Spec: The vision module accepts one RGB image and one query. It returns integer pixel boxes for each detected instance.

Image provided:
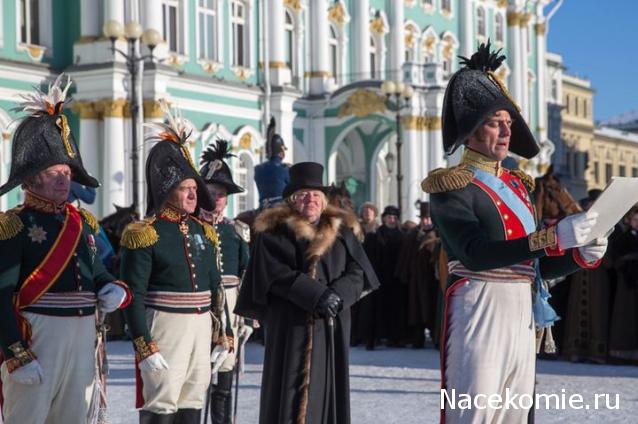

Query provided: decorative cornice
[337,89,387,118]
[71,99,166,120]
[97,98,128,118]
[507,11,522,26]
[401,116,441,131]
[70,101,99,119]
[239,132,252,150]
[535,22,546,35]
[496,0,508,8]
[370,15,387,35]
[199,60,222,74]
[232,67,253,81]
[283,0,301,12]
[305,70,332,78]
[269,61,288,69]
[328,1,347,27]
[520,13,533,26]
[143,100,165,119]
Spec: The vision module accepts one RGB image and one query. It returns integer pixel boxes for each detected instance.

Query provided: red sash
[14,204,83,342]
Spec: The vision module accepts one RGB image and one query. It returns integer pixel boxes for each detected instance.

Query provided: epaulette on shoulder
[79,208,100,234]
[120,217,158,249]
[234,220,250,243]
[192,217,220,247]
[421,164,475,194]
[508,169,536,193]
[0,207,24,240]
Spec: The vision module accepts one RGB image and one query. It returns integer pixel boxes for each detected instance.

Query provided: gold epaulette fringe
[0,209,24,240]
[120,217,158,249]
[421,165,475,193]
[202,221,220,247]
[79,208,100,234]
[509,169,536,193]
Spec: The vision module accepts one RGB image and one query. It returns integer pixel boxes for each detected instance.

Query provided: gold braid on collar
[461,148,503,176]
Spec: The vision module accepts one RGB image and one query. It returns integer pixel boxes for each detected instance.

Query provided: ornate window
[421,27,438,64]
[18,0,39,45]
[441,32,459,78]
[441,0,452,15]
[162,0,185,54]
[197,0,218,61]
[477,6,486,38]
[495,13,504,43]
[284,9,294,70]
[404,23,419,62]
[328,24,339,81]
[235,153,250,213]
[231,0,247,67]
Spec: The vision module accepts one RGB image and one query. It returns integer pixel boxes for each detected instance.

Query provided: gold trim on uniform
[158,205,184,222]
[0,208,24,240]
[24,191,61,213]
[79,208,100,233]
[421,164,474,194]
[133,336,161,361]
[120,217,159,249]
[509,169,536,192]
[5,342,37,372]
[528,227,558,251]
[461,148,504,176]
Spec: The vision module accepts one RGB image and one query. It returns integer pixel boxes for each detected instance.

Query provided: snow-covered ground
[105,341,638,423]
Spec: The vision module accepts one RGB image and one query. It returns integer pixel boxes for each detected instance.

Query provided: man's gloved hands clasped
[578,237,608,263]
[97,282,127,313]
[138,352,169,372]
[9,360,44,385]
[556,211,598,249]
[314,289,343,318]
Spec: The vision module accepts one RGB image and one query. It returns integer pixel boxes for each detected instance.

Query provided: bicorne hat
[199,139,244,195]
[442,41,539,159]
[0,74,99,196]
[144,101,213,216]
[282,162,327,199]
[265,117,287,159]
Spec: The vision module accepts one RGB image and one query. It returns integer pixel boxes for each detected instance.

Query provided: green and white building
[0,0,556,221]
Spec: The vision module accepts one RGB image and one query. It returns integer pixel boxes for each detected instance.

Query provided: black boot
[174,408,202,424]
[139,410,176,424]
[210,370,234,424]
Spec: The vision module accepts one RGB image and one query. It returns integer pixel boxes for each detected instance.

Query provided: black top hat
[282,162,327,198]
[382,205,400,217]
[442,41,539,159]
[199,139,244,195]
[416,201,430,218]
[266,117,286,159]
[144,101,213,216]
[0,74,99,196]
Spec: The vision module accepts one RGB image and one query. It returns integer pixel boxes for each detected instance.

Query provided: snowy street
[105,341,638,423]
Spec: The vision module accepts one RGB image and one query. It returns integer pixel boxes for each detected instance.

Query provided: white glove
[239,325,253,345]
[578,237,608,263]
[138,352,169,372]
[211,344,229,374]
[9,360,44,385]
[556,211,598,249]
[98,283,127,313]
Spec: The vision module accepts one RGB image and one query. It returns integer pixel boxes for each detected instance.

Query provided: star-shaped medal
[28,225,47,244]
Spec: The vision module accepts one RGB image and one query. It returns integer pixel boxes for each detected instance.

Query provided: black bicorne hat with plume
[199,139,244,195]
[441,40,539,159]
[143,100,213,216]
[265,116,286,159]
[0,74,99,196]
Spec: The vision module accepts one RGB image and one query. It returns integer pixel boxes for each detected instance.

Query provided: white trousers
[141,309,212,414]
[444,280,536,424]
[1,313,96,424]
[218,286,240,372]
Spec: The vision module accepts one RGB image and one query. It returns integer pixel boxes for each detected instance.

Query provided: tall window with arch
[197,0,217,61]
[284,9,295,71]
[231,0,247,67]
[235,153,252,213]
[19,0,39,45]
[162,0,183,53]
[328,24,339,82]
[477,6,486,38]
[495,13,504,43]
[404,25,417,63]
[369,36,377,78]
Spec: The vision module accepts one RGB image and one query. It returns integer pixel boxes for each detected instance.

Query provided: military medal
[87,234,97,262]
[179,220,189,235]
[27,225,47,244]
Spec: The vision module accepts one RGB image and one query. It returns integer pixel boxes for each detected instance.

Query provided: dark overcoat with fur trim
[235,204,379,424]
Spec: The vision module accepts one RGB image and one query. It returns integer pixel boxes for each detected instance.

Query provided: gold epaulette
[120,217,158,249]
[193,217,220,247]
[79,208,100,234]
[421,165,475,194]
[0,208,24,240]
[509,169,536,193]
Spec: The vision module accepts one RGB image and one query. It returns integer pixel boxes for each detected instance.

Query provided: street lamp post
[102,20,162,214]
[381,80,414,216]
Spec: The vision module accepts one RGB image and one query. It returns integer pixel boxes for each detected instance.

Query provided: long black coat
[235,205,379,424]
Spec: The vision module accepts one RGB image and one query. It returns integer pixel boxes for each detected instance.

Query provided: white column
[79,116,101,215]
[104,0,125,23]
[507,8,524,108]
[102,116,126,217]
[141,0,162,31]
[268,0,290,85]
[80,0,99,38]
[535,15,548,143]
[269,92,297,162]
[309,0,330,94]
[351,0,370,81]
[459,0,474,58]
[387,0,404,82]
[403,127,421,222]
[520,14,530,119]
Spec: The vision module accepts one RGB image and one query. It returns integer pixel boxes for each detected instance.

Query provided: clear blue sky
[546,0,638,122]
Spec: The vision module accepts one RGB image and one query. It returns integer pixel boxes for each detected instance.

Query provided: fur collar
[254,204,363,260]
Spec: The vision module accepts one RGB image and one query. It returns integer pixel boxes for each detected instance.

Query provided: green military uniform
[0,74,130,424]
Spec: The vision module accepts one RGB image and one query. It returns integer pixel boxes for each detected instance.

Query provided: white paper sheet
[586,177,638,244]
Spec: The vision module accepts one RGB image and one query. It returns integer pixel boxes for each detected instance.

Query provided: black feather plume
[458,40,505,72]
[200,138,235,165]
[267,117,276,143]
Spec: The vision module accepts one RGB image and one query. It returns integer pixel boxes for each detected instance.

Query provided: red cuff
[573,249,602,269]
[544,244,565,257]
[112,280,133,309]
